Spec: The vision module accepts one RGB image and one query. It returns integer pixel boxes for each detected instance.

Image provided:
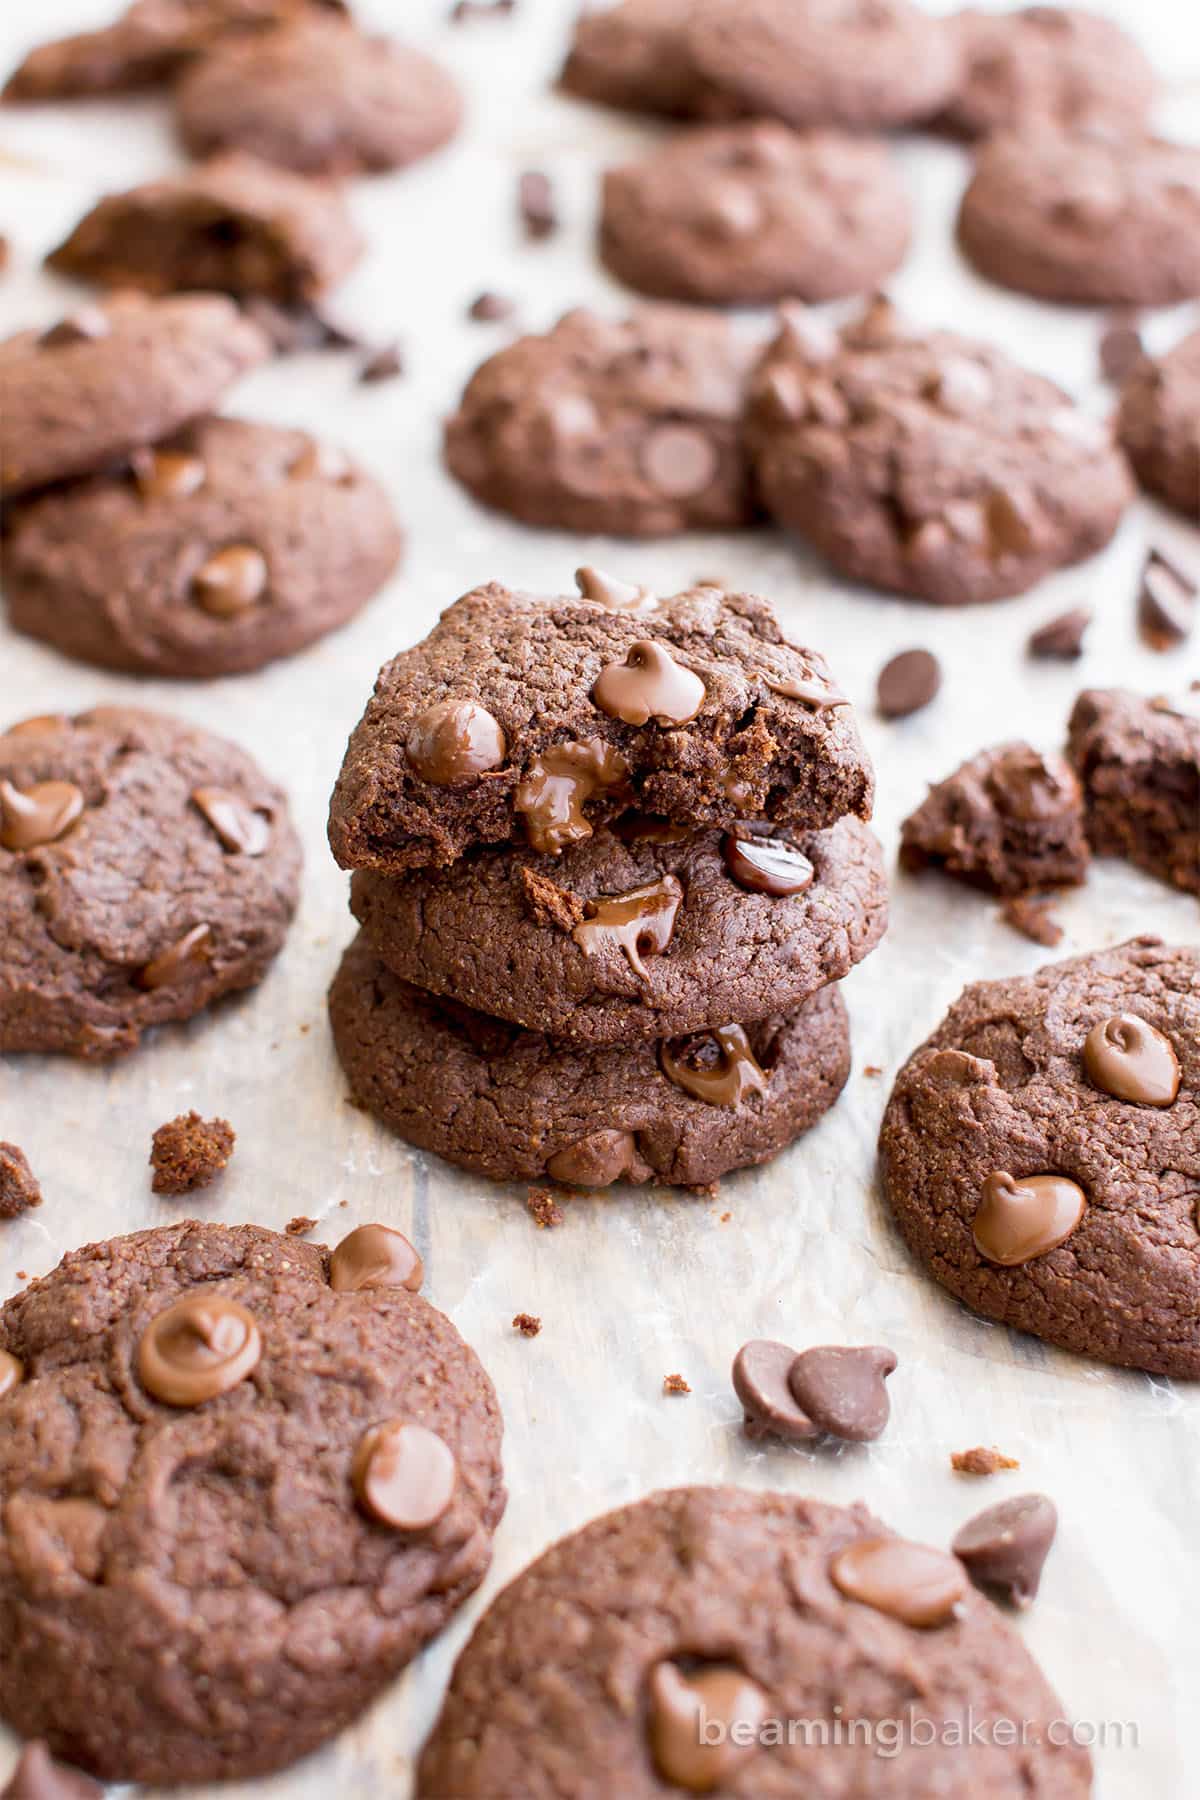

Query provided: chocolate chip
[592,640,705,727]
[240,298,360,355]
[647,1661,767,1791]
[830,1536,968,1628]
[191,787,271,857]
[1139,548,1196,650]
[329,1222,424,1294]
[877,648,942,719]
[0,1741,101,1798]
[0,779,84,852]
[639,424,718,498]
[787,1345,896,1442]
[572,874,683,980]
[352,1420,456,1531]
[39,306,110,348]
[732,1339,818,1440]
[514,739,628,854]
[1082,1013,1180,1108]
[519,169,557,240]
[138,923,214,991]
[451,0,516,19]
[575,566,655,610]
[973,1171,1086,1266]
[138,1295,261,1407]
[546,1129,646,1188]
[191,545,268,618]
[952,1492,1057,1607]
[406,699,507,786]
[468,291,514,322]
[131,447,205,501]
[1027,606,1091,660]
[661,1024,768,1108]
[358,341,404,384]
[1098,312,1144,382]
[721,834,814,897]
[0,1349,24,1401]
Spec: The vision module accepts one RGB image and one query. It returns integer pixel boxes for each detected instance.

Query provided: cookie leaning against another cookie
[1067,689,1200,896]
[1117,329,1200,519]
[0,1219,505,1784]
[937,6,1156,140]
[879,938,1200,1377]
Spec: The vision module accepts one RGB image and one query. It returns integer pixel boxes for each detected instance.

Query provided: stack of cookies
[326,573,887,1192]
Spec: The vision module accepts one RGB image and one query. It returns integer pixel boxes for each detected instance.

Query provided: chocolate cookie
[5,415,403,679]
[938,7,1156,139]
[350,815,886,1047]
[746,300,1132,605]
[328,578,873,873]
[899,744,1090,896]
[174,16,462,176]
[1117,329,1200,519]
[329,931,850,1189]
[1067,689,1199,896]
[444,307,757,537]
[599,121,911,306]
[0,707,301,1057]
[683,0,961,132]
[416,1486,1090,1798]
[879,938,1200,1377]
[2,0,348,100]
[0,1219,504,1783]
[0,293,268,498]
[958,129,1200,307]
[45,152,362,304]
[558,0,700,118]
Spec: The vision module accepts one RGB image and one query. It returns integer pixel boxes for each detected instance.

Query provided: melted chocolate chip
[130,447,205,501]
[0,1349,24,1401]
[406,701,507,786]
[592,640,705,727]
[329,1223,423,1294]
[191,787,271,857]
[138,923,214,991]
[952,1492,1058,1607]
[731,1340,818,1441]
[973,1171,1086,1266]
[639,423,719,497]
[830,1536,967,1628]
[572,874,683,980]
[787,1345,896,1442]
[546,1128,646,1188]
[660,1023,768,1108]
[721,834,814,897]
[138,1295,261,1407]
[0,779,84,852]
[1082,1013,1180,1107]
[515,739,628,854]
[191,545,268,618]
[647,1661,768,1792]
[765,674,849,710]
[352,1420,456,1531]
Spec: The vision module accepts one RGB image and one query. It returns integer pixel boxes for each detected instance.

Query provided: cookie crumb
[149,1112,235,1195]
[526,1188,564,1229]
[663,1372,691,1395]
[1000,892,1064,947]
[720,1211,731,1223]
[286,1215,317,1236]
[863,1064,884,1078]
[517,864,586,931]
[0,1142,42,1218]
[952,1445,1021,1476]
[512,1312,541,1337]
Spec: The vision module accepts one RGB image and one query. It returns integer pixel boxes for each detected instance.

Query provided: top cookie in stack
[327,574,886,1194]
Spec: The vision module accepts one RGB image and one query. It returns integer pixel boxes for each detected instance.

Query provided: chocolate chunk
[953,1492,1058,1606]
[647,1661,767,1791]
[572,874,683,980]
[358,341,404,384]
[512,1312,540,1337]
[352,1420,456,1530]
[876,647,942,719]
[830,1536,967,1628]
[468,291,514,321]
[1139,548,1196,650]
[406,701,506,786]
[951,1446,1021,1476]
[721,833,814,897]
[515,739,628,854]
[138,923,214,990]
[999,893,1064,947]
[0,779,84,852]
[546,1129,647,1188]
[592,640,705,727]
[1099,313,1144,383]
[787,1344,896,1442]
[519,169,556,240]
[660,1023,768,1107]
[0,1742,101,1798]
[731,1339,818,1441]
[138,1294,262,1406]
[149,1112,235,1195]
[191,543,268,617]
[973,1171,1086,1266]
[0,1143,42,1219]
[131,446,205,500]
[1027,606,1091,660]
[574,566,654,610]
[1082,1013,1180,1108]
[329,1222,424,1293]
[192,787,271,856]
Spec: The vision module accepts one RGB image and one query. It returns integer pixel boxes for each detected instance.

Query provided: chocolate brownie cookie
[599,121,911,306]
[0,707,301,1057]
[350,815,886,1046]
[683,0,961,132]
[5,415,403,679]
[328,578,873,873]
[938,7,1156,140]
[1117,329,1200,519]
[958,129,1200,307]
[174,17,462,176]
[1067,689,1199,896]
[2,0,348,101]
[417,1486,1090,1798]
[0,1219,504,1782]
[0,293,268,498]
[329,931,850,1189]
[46,152,362,304]
[746,300,1132,605]
[899,744,1090,896]
[559,0,707,118]
[444,307,757,537]
[880,938,1200,1377]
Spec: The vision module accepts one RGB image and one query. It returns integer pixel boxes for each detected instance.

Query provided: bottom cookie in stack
[330,932,852,1191]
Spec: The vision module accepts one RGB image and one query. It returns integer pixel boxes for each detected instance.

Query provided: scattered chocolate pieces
[358,341,404,384]
[787,1344,896,1442]
[1028,606,1091,660]
[149,1112,235,1196]
[468,290,514,322]
[285,1216,317,1236]
[952,1492,1057,1606]
[662,1372,690,1395]
[0,1142,42,1219]
[877,648,941,720]
[513,1312,541,1337]
[734,1339,818,1441]
[951,1446,1021,1476]
[1099,312,1144,383]
[0,1741,101,1798]
[1000,892,1064,947]
[526,1188,564,1228]
[519,169,557,240]
[1139,548,1196,649]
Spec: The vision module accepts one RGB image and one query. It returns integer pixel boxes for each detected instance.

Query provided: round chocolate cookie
[958,129,1200,307]
[599,121,911,306]
[329,931,850,1189]
[558,0,700,118]
[879,938,1200,1378]
[0,1219,504,1784]
[443,307,757,537]
[416,1486,1091,1798]
[683,0,961,132]
[0,707,301,1057]
[0,293,268,498]
[746,300,1132,605]
[4,416,404,679]
[350,815,886,1047]
[938,6,1156,139]
[1117,329,1200,518]
[174,17,462,176]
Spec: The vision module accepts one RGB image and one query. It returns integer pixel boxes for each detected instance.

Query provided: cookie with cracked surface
[174,16,462,176]
[683,0,961,133]
[958,129,1200,307]
[445,306,757,536]
[45,152,362,304]
[900,743,1090,897]
[746,300,1132,605]
[0,292,268,499]
[1067,689,1199,896]
[329,931,850,1188]
[416,1485,1091,1798]
[599,121,911,306]
[327,578,873,873]
[0,707,301,1057]
[880,938,1200,1377]
[0,1218,504,1784]
[558,0,701,118]
[4,415,403,679]
[350,814,886,1046]
[1117,329,1200,519]
[938,7,1156,139]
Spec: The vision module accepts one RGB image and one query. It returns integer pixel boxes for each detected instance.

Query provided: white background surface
[0,2,1198,1794]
